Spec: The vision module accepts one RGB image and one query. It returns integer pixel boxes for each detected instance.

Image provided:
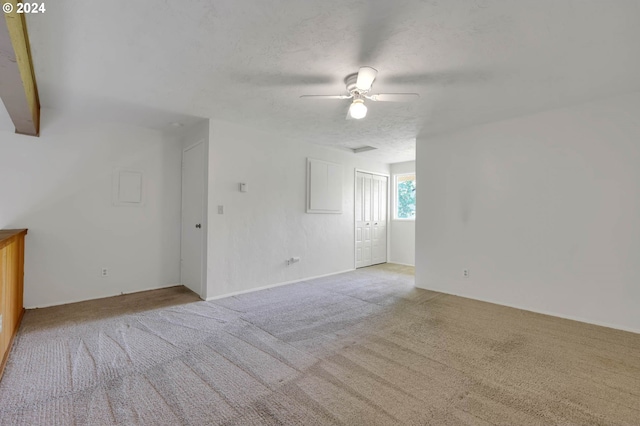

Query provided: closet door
[356,172,387,268]
[355,172,373,268]
[371,175,388,265]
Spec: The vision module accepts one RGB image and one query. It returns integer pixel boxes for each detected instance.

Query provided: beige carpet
[1,264,639,425]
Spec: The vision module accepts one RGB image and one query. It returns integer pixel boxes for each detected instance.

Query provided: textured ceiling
[24,0,640,163]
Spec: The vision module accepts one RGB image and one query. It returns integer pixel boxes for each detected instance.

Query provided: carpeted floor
[1,264,639,425]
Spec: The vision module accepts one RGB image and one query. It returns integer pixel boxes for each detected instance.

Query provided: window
[395,173,416,219]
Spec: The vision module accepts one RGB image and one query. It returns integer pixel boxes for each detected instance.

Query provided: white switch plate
[218,205,224,214]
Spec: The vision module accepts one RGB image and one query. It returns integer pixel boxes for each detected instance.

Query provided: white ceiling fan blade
[367,93,419,102]
[300,95,352,100]
[355,66,378,91]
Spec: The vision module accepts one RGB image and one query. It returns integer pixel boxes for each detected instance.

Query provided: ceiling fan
[300,67,419,120]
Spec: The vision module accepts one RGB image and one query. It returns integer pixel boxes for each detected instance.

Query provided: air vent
[352,146,377,153]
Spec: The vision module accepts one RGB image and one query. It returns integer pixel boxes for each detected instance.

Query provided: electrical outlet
[217,205,224,214]
[285,259,291,266]
[101,267,108,277]
[463,269,469,278]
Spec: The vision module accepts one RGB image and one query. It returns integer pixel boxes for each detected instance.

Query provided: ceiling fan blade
[386,70,490,86]
[367,93,419,102]
[233,73,335,86]
[356,67,378,91]
[300,95,352,100]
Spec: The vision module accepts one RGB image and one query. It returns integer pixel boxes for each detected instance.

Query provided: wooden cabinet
[0,229,27,381]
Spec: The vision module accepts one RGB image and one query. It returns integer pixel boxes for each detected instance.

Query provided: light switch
[239,183,248,193]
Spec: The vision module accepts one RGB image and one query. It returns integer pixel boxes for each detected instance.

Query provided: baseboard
[26,283,183,309]
[388,262,415,267]
[417,285,640,335]
[206,269,356,301]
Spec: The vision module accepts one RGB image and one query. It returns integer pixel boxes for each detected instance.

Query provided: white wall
[205,120,390,299]
[390,161,415,266]
[416,92,640,333]
[0,109,183,307]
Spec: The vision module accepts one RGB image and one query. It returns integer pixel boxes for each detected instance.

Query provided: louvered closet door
[355,172,387,268]
[371,175,388,265]
[355,172,373,268]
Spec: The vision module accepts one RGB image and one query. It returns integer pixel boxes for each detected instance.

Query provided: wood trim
[0,229,27,382]
[0,1,40,136]
[0,308,23,381]
[0,229,28,250]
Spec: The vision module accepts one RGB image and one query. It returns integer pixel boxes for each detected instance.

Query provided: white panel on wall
[307,158,343,213]
[113,168,143,206]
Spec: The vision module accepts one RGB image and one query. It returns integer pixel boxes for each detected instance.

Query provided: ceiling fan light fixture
[299,67,419,121]
[349,99,367,119]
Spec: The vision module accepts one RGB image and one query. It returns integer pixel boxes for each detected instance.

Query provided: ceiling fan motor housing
[345,73,365,95]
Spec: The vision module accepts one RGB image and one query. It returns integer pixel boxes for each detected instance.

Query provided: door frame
[181,140,207,299]
[354,169,390,269]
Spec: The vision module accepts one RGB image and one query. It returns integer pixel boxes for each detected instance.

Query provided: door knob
[195,224,201,229]
[374,223,378,225]
[366,223,370,225]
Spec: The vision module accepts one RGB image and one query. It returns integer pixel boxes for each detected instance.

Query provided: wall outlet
[463,269,469,278]
[101,267,108,277]
[217,205,224,214]
[285,259,291,266]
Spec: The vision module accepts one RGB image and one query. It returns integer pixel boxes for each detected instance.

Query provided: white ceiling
[24,0,640,163]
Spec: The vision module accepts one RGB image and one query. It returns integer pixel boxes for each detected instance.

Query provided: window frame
[393,172,416,221]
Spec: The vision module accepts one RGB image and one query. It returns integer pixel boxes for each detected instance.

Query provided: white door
[181,142,205,297]
[372,175,388,265]
[355,172,387,268]
[355,172,372,268]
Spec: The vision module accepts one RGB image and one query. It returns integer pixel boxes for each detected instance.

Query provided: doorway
[355,171,388,268]
[181,141,205,297]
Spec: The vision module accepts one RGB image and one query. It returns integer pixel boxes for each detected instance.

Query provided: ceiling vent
[352,146,377,153]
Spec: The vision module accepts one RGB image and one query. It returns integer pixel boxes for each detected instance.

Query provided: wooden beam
[0,1,40,136]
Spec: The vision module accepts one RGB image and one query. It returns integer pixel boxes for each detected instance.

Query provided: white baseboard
[27,283,183,309]
[205,269,355,302]
[417,285,640,335]
[388,262,415,267]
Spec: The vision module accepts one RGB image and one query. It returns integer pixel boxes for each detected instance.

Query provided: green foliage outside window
[397,177,416,219]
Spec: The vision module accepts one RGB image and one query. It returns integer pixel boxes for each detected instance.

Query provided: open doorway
[388,161,416,266]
